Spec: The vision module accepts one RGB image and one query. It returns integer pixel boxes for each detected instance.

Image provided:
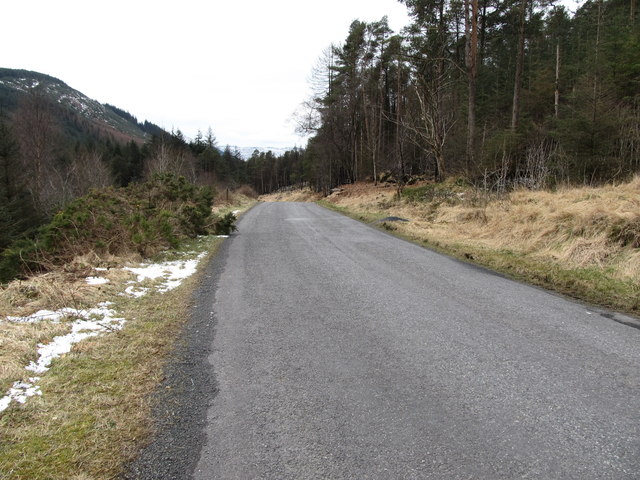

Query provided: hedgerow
[0,174,221,282]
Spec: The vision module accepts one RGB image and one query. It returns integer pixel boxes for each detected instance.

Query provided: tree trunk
[511,0,528,131]
[465,0,479,170]
[592,0,602,131]
[555,42,561,119]
[479,0,488,63]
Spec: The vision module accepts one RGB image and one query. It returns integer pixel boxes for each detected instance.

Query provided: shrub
[0,174,214,281]
[235,185,258,199]
[402,178,469,204]
[213,212,238,235]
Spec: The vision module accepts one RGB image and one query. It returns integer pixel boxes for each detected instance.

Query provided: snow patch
[7,310,63,323]
[123,254,205,296]
[124,285,149,298]
[1,251,207,413]
[0,304,124,412]
[25,305,125,374]
[0,379,42,413]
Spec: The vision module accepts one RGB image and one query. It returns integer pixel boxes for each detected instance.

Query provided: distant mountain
[234,146,298,159]
[0,68,162,144]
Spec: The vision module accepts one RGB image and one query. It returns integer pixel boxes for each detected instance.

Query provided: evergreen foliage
[214,212,239,235]
[0,174,214,282]
[0,121,42,251]
[286,0,640,193]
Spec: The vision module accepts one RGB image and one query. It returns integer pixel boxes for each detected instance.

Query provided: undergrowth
[0,235,224,479]
[0,174,237,283]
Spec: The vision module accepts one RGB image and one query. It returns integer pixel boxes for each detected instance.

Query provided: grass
[0,190,256,479]
[0,188,255,480]
[0,235,224,479]
[280,178,640,317]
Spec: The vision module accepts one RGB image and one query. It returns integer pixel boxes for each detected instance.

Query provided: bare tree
[466,0,480,167]
[145,134,196,182]
[400,75,456,182]
[69,150,114,197]
[519,140,553,189]
[13,88,61,213]
[294,47,334,137]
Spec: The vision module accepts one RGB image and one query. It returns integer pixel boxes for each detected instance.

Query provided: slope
[0,68,161,144]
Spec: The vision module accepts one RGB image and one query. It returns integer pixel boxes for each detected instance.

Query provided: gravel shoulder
[122,240,229,479]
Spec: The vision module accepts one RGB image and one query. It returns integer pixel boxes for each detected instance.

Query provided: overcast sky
[3,0,583,150]
[2,0,413,149]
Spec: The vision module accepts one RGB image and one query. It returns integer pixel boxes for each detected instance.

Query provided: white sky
[2,0,411,149]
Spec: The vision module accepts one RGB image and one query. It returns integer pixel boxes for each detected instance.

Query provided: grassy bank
[265,178,640,316]
[0,236,220,479]
[0,192,256,480]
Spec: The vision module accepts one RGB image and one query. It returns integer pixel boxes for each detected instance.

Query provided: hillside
[0,68,161,144]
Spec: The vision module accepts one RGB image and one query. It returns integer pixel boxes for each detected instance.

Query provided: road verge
[314,179,640,317]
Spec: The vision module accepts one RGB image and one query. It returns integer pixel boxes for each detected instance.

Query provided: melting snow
[0,379,41,412]
[123,254,205,296]
[25,305,126,374]
[124,285,149,298]
[0,252,207,413]
[8,310,63,323]
[0,304,125,412]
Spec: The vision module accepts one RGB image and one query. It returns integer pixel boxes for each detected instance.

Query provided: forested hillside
[2,0,638,254]
[0,70,265,262]
[252,0,638,194]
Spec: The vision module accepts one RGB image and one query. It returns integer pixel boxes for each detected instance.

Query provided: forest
[270,0,638,194]
[0,91,250,256]
[1,0,638,253]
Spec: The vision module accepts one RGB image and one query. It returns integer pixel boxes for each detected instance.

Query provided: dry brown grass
[234,184,259,199]
[260,186,324,203]
[0,320,70,393]
[0,236,223,479]
[0,265,130,320]
[428,179,639,282]
[321,178,640,281]
[212,191,258,216]
[0,263,137,396]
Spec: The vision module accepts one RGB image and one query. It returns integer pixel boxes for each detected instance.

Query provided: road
[129,201,640,479]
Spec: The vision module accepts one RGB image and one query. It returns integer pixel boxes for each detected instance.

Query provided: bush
[235,185,258,199]
[402,178,469,204]
[0,174,215,282]
[213,212,238,235]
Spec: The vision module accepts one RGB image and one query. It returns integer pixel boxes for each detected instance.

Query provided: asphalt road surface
[130,201,640,479]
